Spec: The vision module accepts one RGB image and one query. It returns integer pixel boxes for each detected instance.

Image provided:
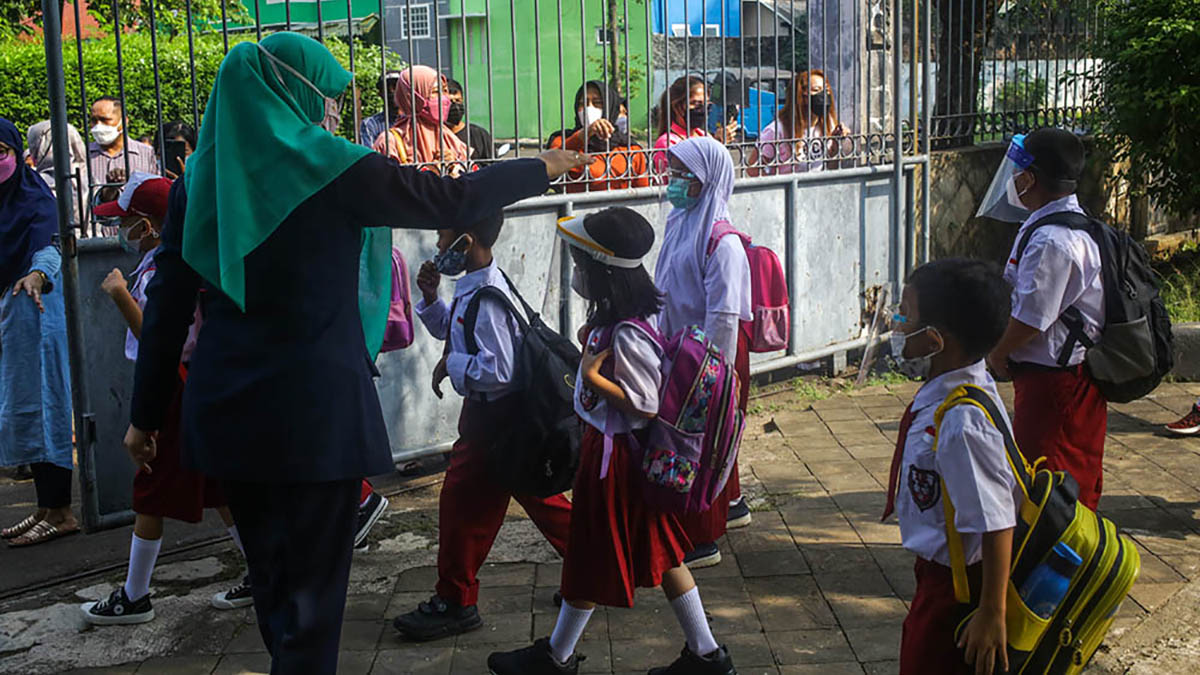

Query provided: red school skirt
[132,376,226,523]
[560,425,693,608]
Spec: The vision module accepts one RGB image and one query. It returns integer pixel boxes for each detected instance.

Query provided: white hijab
[655,136,751,337]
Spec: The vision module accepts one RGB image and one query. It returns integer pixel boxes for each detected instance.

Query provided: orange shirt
[549,130,651,193]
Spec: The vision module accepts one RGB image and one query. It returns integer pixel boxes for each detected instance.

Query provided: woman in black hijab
[546,81,649,192]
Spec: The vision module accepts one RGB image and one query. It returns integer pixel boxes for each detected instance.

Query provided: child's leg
[548,599,596,663]
[512,492,573,556]
[661,565,720,656]
[900,558,973,675]
[126,513,165,601]
[215,506,246,559]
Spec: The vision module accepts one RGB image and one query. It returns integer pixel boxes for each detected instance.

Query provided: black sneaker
[726,497,752,529]
[211,575,254,610]
[683,542,722,569]
[80,587,154,625]
[488,637,583,675]
[393,595,483,641]
[354,491,388,548]
[648,644,736,675]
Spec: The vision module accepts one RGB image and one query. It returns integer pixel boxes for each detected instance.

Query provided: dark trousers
[225,479,359,675]
[31,462,71,509]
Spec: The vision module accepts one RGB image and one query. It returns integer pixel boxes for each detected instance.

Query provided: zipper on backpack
[1058,533,1138,671]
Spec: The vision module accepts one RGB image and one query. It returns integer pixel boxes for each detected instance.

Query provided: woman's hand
[539,149,592,180]
[587,118,616,140]
[124,424,158,475]
[417,261,441,304]
[958,606,1009,675]
[101,268,127,298]
[12,271,46,313]
[714,120,740,144]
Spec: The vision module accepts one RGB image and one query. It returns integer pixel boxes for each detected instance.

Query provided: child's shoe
[726,497,752,529]
[683,542,722,569]
[211,575,254,610]
[393,594,482,641]
[648,644,736,674]
[354,491,389,548]
[80,587,154,625]
[487,637,583,674]
[1166,403,1200,436]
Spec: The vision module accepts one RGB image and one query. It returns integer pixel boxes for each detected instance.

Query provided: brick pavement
[41,380,1200,674]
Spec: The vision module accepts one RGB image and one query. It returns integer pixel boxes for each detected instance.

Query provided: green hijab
[182,32,392,357]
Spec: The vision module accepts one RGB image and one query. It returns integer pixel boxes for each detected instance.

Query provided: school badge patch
[907,466,941,511]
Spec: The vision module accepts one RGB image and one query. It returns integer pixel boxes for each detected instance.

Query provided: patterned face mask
[433,234,470,276]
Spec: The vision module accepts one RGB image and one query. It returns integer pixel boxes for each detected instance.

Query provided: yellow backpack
[933,384,1140,674]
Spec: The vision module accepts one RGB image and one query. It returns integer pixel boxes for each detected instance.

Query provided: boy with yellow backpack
[884,258,1139,675]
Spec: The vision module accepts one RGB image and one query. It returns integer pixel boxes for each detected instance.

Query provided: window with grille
[398,4,432,40]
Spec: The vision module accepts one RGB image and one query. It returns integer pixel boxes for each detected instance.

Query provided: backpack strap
[706,219,751,258]
[1013,211,1104,367]
[462,284,529,356]
[932,384,1036,604]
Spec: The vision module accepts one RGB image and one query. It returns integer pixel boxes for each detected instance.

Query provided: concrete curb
[1172,323,1200,380]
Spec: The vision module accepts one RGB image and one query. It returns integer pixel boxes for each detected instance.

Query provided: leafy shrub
[0,31,404,145]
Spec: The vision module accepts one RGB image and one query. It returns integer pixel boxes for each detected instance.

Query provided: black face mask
[684,105,708,129]
[809,92,830,116]
[446,102,465,127]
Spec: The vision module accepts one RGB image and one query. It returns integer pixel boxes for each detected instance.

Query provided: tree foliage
[1090,0,1200,216]
[87,0,249,38]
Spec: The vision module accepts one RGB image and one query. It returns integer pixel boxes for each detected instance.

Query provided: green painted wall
[445,0,651,142]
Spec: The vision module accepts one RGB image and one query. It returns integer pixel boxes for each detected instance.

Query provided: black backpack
[463,270,582,497]
[1015,211,1173,403]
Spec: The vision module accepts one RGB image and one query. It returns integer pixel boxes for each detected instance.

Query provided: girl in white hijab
[26,121,88,227]
[655,135,752,568]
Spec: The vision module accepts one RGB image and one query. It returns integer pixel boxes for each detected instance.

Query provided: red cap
[94,174,172,219]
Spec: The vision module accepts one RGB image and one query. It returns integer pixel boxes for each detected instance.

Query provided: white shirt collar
[911,360,991,413]
[1018,194,1084,235]
[452,259,501,299]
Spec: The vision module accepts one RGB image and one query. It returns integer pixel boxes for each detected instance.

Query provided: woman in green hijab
[123,32,586,673]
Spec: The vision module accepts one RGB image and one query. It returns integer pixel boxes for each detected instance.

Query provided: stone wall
[653,36,797,73]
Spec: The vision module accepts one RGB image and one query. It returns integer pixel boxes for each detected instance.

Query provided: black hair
[906,258,1012,361]
[1024,127,1085,195]
[445,78,463,95]
[155,121,197,151]
[656,75,705,137]
[454,210,504,248]
[570,247,662,326]
[377,70,401,92]
[94,96,122,111]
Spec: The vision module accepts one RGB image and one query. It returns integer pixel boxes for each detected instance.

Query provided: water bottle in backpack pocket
[1019,542,1083,619]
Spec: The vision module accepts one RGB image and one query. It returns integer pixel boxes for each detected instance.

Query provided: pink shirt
[756,120,826,175]
[652,124,710,175]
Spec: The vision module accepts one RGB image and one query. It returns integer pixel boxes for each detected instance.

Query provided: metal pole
[41,0,96,532]
[922,0,931,264]
[892,0,904,291]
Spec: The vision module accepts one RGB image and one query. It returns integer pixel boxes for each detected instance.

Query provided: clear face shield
[975,134,1036,222]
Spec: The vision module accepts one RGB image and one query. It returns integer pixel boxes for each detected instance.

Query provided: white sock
[549,602,593,664]
[123,534,162,602]
[227,525,245,558]
[670,587,719,657]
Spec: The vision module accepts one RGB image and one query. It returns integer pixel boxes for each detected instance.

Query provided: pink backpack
[708,220,790,352]
[596,319,745,514]
[380,247,414,353]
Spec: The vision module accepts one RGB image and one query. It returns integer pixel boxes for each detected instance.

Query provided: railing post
[891,0,904,294]
[41,0,97,532]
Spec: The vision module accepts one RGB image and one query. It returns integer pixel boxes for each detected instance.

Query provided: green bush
[1091,0,1200,217]
[0,31,405,145]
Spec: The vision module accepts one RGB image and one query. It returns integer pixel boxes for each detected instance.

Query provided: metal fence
[929,0,1101,148]
[34,0,930,530]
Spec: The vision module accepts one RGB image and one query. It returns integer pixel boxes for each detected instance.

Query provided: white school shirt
[896,360,1021,567]
[657,231,751,360]
[575,320,664,434]
[755,120,826,175]
[414,260,523,398]
[124,247,202,363]
[1003,194,1104,368]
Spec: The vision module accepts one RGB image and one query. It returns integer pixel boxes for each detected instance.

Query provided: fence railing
[928,0,1101,148]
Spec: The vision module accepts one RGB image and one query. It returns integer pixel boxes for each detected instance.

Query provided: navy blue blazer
[130,154,550,482]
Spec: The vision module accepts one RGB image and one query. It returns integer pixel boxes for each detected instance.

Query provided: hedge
[0,31,406,145]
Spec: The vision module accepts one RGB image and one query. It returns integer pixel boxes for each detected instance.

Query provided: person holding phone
[544,81,650,193]
[154,121,197,179]
[651,75,739,176]
[746,69,851,176]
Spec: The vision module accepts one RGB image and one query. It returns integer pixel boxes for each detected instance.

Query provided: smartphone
[163,139,188,176]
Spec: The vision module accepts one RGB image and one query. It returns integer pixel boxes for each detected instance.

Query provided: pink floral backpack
[380,247,414,353]
[708,220,790,352]
[594,319,745,514]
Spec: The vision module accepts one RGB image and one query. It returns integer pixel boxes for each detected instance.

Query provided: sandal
[6,520,80,548]
[1,515,39,539]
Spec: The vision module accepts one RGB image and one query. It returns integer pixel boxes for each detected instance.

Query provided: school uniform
[415,259,573,607]
[559,320,693,608]
[1002,194,1107,510]
[132,155,551,673]
[884,361,1020,675]
[125,248,221,524]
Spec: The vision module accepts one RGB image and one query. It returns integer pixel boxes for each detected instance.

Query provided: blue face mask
[666,177,698,210]
[433,234,469,276]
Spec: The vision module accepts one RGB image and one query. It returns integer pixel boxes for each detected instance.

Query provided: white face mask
[1005,171,1030,211]
[889,326,942,380]
[615,115,629,136]
[578,105,604,129]
[91,123,120,147]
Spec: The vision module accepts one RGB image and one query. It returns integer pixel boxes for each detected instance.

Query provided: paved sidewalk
[4,379,1199,674]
